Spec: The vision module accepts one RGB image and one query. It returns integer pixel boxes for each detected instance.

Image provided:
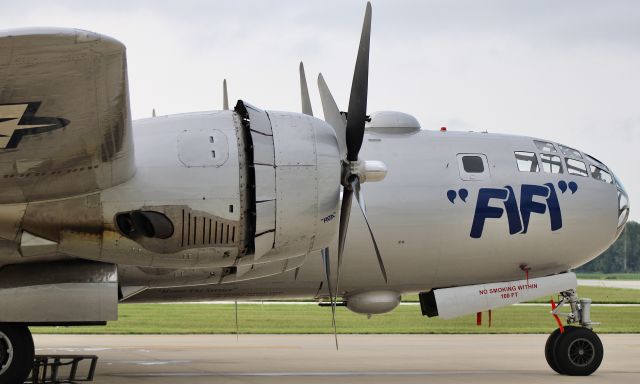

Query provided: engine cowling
[2,101,341,280]
[237,102,341,263]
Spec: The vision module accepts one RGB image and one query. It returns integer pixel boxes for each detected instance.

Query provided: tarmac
[33,334,640,384]
[578,279,640,289]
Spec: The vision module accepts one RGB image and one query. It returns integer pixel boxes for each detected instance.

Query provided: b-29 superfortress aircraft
[0,3,630,382]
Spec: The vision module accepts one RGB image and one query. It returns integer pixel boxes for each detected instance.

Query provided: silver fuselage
[119,111,623,302]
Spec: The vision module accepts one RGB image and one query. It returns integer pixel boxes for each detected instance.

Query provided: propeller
[321,1,386,286]
[344,2,372,163]
[314,1,387,348]
[321,248,338,349]
[299,62,313,116]
[318,73,347,158]
[223,79,229,110]
[300,62,341,348]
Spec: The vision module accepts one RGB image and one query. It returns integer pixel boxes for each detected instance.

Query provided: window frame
[456,153,490,181]
[534,140,557,153]
[565,157,589,177]
[589,164,613,184]
[514,151,540,173]
[539,153,564,174]
[559,145,583,159]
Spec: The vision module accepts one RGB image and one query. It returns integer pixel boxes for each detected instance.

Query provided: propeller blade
[223,79,229,110]
[321,248,338,350]
[352,178,388,283]
[317,73,347,158]
[299,62,313,116]
[334,185,354,321]
[345,1,372,162]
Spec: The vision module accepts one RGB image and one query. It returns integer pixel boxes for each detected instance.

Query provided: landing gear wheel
[545,327,578,374]
[545,328,564,374]
[553,327,603,376]
[0,324,34,384]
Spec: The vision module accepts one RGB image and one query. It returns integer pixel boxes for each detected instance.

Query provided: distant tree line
[577,221,639,273]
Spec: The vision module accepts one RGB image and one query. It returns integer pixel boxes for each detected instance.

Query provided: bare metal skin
[0,3,629,380]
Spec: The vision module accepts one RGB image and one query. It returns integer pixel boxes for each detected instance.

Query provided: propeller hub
[361,160,387,183]
[342,159,387,186]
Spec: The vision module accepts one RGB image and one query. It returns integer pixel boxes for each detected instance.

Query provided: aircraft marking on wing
[447,182,578,238]
[0,102,69,149]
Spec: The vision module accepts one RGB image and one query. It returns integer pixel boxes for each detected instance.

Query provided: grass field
[30,285,640,335]
[403,285,640,304]
[576,273,640,280]
[31,303,640,335]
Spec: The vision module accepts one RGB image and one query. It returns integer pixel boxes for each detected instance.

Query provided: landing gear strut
[0,324,34,384]
[545,289,603,376]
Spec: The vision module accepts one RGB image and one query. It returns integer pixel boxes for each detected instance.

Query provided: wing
[0,27,135,203]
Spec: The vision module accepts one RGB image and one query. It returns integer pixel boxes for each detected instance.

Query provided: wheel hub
[0,330,14,376]
[568,338,595,367]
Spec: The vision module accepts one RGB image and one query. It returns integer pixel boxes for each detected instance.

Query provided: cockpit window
[462,156,485,173]
[589,165,613,184]
[540,153,563,174]
[559,145,582,159]
[566,158,588,177]
[585,154,606,168]
[534,140,557,153]
[515,151,539,172]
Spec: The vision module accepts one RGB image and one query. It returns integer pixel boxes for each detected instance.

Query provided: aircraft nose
[614,175,630,235]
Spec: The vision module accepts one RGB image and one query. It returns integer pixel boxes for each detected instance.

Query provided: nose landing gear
[545,289,604,376]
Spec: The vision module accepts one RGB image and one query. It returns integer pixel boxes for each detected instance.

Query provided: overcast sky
[2,0,638,220]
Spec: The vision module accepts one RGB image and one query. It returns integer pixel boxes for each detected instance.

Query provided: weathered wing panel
[0,27,135,202]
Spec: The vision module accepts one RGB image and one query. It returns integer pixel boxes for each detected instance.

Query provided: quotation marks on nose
[558,180,578,194]
[447,189,468,203]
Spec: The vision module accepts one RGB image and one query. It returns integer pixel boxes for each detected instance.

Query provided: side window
[559,145,582,159]
[540,153,563,174]
[566,158,588,177]
[534,140,557,153]
[515,151,539,172]
[462,156,484,173]
[590,165,613,184]
[456,154,489,181]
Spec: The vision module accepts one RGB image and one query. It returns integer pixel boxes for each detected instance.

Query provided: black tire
[546,326,578,374]
[0,324,34,384]
[545,328,564,374]
[554,327,603,376]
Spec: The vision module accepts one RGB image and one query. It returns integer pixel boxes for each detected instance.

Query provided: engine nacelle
[239,102,341,262]
[345,290,401,315]
[2,101,341,278]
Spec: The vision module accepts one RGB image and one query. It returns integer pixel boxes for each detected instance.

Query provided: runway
[33,334,640,383]
[578,279,640,289]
